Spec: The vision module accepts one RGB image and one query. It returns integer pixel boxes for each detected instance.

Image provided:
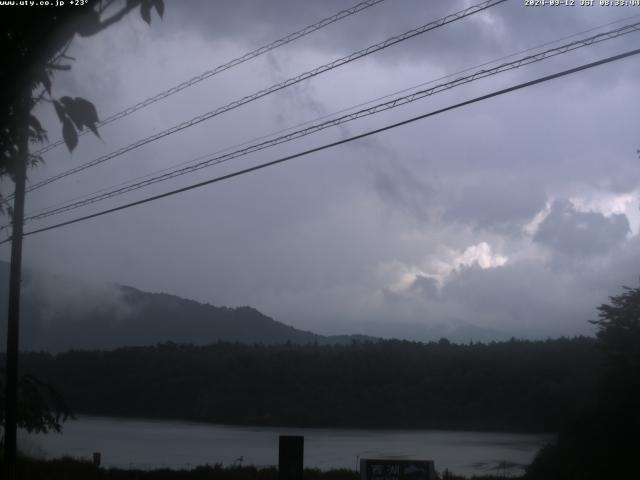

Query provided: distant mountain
[353,319,508,344]
[0,262,376,351]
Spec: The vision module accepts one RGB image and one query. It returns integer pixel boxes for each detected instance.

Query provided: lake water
[23,416,552,477]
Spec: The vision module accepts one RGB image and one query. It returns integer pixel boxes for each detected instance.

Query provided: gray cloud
[441,175,547,230]
[372,158,437,224]
[410,275,439,299]
[2,0,640,344]
[534,199,630,257]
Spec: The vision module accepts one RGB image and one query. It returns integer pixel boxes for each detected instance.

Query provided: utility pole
[4,100,28,479]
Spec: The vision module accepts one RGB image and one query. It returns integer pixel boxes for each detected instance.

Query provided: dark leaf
[76,10,102,37]
[60,96,83,130]
[62,117,78,152]
[61,97,101,138]
[140,0,152,25]
[86,122,100,138]
[28,115,43,133]
[74,97,99,125]
[152,0,164,19]
[53,100,66,123]
[59,96,74,108]
[127,0,141,7]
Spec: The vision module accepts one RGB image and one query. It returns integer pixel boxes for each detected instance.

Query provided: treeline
[6,459,504,480]
[18,337,599,432]
[7,460,358,480]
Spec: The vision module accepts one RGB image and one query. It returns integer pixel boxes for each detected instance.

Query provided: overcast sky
[3,0,640,341]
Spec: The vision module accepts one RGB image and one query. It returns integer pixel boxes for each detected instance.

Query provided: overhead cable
[23,20,640,223]
[25,11,640,218]
[24,0,507,194]
[5,46,638,244]
[31,0,390,156]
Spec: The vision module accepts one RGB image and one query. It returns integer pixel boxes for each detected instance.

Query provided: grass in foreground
[3,457,520,480]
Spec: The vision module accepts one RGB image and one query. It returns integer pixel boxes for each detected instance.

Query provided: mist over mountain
[0,262,374,351]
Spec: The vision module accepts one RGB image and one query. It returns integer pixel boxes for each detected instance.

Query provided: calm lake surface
[24,416,552,477]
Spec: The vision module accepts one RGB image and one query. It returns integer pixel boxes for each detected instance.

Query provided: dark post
[3,102,28,479]
[278,435,304,480]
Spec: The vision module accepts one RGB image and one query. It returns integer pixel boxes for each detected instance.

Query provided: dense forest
[17,337,599,433]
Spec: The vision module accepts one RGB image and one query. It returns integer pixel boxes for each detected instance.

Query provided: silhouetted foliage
[0,0,165,450]
[8,458,510,480]
[0,368,71,444]
[0,0,164,213]
[16,337,599,432]
[526,284,640,479]
[591,284,640,410]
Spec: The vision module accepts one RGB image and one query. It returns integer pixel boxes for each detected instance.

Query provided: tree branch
[97,3,139,32]
[45,64,71,71]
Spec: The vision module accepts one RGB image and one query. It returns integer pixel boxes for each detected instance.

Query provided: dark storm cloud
[410,274,439,298]
[435,260,592,337]
[409,237,640,339]
[166,0,635,75]
[161,0,527,82]
[372,158,437,223]
[442,175,547,229]
[3,0,640,343]
[534,199,630,257]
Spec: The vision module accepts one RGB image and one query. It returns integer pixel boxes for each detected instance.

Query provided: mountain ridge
[0,261,376,351]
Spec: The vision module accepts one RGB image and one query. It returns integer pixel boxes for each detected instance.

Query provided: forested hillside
[0,262,373,350]
[19,337,599,432]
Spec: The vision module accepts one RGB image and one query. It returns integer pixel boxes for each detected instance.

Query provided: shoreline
[58,413,558,436]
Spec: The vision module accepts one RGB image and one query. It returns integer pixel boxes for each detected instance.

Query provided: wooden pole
[279,435,304,480]
[4,102,28,479]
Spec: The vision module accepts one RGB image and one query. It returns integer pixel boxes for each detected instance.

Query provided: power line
[25,11,640,219]
[5,46,639,244]
[23,0,507,195]
[31,0,389,156]
[22,20,640,223]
